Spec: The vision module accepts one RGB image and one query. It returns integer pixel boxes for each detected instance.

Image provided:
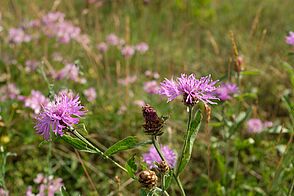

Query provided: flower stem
[173,173,186,196]
[70,128,128,173]
[151,136,168,196]
[176,106,193,176]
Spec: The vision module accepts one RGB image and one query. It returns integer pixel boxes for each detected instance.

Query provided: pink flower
[35,91,86,140]
[144,81,160,94]
[118,75,137,86]
[136,42,149,53]
[247,118,273,134]
[8,28,31,44]
[121,46,135,58]
[106,33,120,46]
[133,100,146,107]
[0,83,20,101]
[286,31,294,46]
[24,90,49,114]
[54,63,85,83]
[143,145,177,169]
[83,87,97,102]
[25,60,39,72]
[158,74,219,105]
[97,42,108,53]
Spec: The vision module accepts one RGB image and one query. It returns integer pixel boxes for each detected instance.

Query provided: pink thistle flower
[106,33,120,46]
[118,75,137,86]
[158,74,219,106]
[246,119,273,134]
[97,42,108,53]
[286,31,294,46]
[121,45,135,58]
[136,42,149,53]
[8,28,31,44]
[35,91,86,140]
[143,145,177,169]
[0,83,20,101]
[214,82,238,101]
[24,90,49,114]
[144,81,160,94]
[83,87,97,102]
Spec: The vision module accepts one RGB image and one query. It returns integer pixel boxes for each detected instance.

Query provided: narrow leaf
[61,134,96,153]
[177,110,202,175]
[125,154,138,179]
[105,136,138,156]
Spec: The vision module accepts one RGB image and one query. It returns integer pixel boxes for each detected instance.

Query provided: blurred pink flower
[54,63,85,83]
[286,31,294,46]
[0,83,20,101]
[0,188,9,196]
[136,42,149,53]
[24,90,49,114]
[247,118,273,134]
[97,42,108,53]
[25,60,39,72]
[121,45,135,58]
[8,28,31,44]
[118,75,137,86]
[106,33,120,46]
[134,100,146,107]
[144,81,160,94]
[83,87,97,102]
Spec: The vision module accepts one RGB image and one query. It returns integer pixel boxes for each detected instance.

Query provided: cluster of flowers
[97,33,149,58]
[8,12,88,44]
[246,118,273,133]
[50,63,86,84]
[26,173,63,196]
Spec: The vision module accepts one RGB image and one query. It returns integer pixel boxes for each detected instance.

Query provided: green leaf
[61,134,96,153]
[105,136,138,156]
[177,110,202,175]
[125,154,138,179]
[74,123,88,136]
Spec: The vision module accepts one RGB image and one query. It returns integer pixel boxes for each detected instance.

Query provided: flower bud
[138,170,158,189]
[156,161,169,173]
[142,104,165,136]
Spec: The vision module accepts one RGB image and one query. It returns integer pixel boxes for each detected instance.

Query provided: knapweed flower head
[35,90,86,140]
[8,27,31,44]
[24,90,49,114]
[121,45,135,58]
[247,118,273,134]
[106,33,120,46]
[136,42,149,53]
[144,81,160,94]
[142,104,165,136]
[143,145,177,169]
[214,82,238,101]
[286,31,294,46]
[97,42,108,53]
[83,87,97,102]
[158,74,219,106]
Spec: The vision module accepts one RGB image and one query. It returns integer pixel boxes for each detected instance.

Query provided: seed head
[138,170,158,189]
[156,161,170,173]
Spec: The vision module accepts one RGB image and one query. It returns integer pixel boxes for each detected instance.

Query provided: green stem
[176,106,193,176]
[70,128,128,173]
[173,173,186,196]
